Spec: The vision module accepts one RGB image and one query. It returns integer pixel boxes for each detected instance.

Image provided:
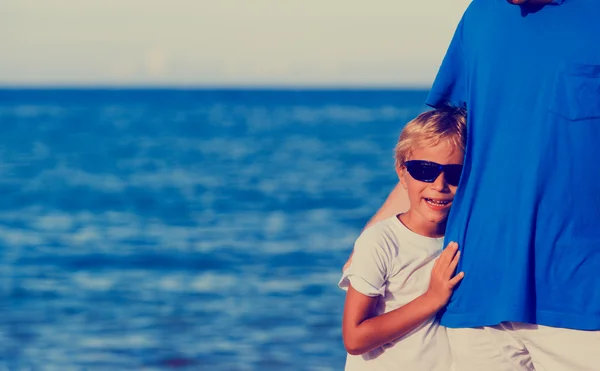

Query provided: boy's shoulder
[354,216,405,253]
[354,216,442,255]
[347,217,405,276]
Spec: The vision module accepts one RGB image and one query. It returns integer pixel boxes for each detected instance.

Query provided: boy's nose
[430,172,450,192]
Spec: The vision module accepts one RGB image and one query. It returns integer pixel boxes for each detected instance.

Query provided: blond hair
[394,106,466,168]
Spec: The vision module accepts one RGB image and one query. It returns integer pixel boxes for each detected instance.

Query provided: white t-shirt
[339,216,452,371]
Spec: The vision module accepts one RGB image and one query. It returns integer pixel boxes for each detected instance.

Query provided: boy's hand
[424,242,464,310]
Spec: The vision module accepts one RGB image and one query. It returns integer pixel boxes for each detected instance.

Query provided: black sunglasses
[404,160,463,186]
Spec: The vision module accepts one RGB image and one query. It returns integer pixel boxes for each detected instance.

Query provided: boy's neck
[397,213,446,238]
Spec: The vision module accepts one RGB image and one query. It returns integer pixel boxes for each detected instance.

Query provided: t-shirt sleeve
[339,230,395,297]
[426,15,467,109]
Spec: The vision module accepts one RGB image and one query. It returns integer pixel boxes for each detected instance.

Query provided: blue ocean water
[0,88,428,370]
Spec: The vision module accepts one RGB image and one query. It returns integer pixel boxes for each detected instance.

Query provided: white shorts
[447,322,600,371]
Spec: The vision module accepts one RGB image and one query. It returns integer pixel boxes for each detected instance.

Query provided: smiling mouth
[424,198,452,207]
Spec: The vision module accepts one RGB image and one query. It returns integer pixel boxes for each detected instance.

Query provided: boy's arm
[342,242,464,355]
[342,182,409,271]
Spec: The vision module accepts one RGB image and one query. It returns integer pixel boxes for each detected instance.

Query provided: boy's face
[397,141,464,237]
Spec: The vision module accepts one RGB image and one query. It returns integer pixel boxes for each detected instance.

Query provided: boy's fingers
[438,242,458,266]
[445,251,461,278]
[432,254,441,271]
[448,271,465,287]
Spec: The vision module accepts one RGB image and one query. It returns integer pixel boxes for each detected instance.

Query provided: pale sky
[0,0,471,87]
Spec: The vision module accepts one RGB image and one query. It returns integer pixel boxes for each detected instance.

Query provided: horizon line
[0,84,431,91]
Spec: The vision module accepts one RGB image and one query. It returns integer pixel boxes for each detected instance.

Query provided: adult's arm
[425,9,468,109]
[364,182,410,229]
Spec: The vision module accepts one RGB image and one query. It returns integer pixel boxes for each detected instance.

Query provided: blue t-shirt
[427,0,600,330]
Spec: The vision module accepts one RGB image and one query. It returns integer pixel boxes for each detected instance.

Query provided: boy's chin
[428,217,448,226]
[506,0,551,4]
[423,211,450,225]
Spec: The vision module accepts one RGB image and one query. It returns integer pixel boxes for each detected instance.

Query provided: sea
[0,88,429,370]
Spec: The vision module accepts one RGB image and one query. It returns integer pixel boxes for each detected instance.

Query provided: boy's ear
[397,164,408,190]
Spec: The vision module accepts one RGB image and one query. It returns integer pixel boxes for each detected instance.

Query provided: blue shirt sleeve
[426,16,467,109]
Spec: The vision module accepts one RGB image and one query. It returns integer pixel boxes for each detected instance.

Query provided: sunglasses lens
[406,161,463,186]
[406,161,441,182]
[443,165,463,186]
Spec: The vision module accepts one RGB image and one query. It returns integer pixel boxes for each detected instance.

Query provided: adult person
[347,0,600,369]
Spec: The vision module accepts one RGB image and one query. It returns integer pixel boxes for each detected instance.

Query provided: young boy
[339,107,466,371]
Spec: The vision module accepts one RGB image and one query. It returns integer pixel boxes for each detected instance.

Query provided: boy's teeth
[426,198,450,206]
